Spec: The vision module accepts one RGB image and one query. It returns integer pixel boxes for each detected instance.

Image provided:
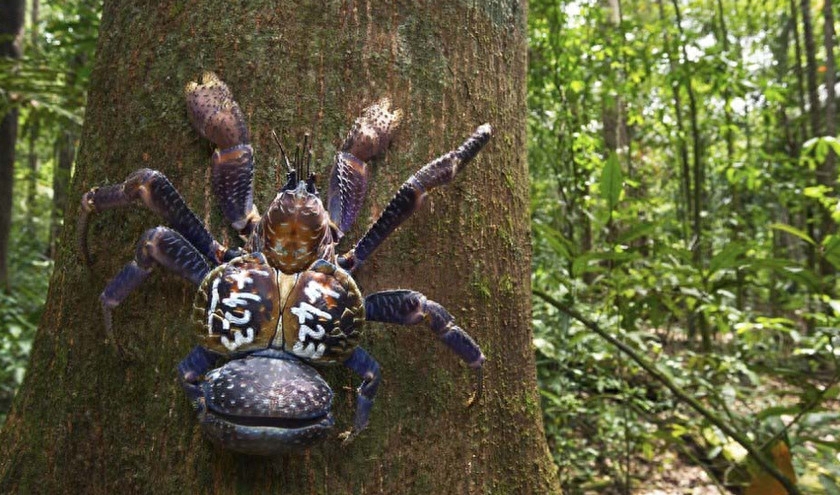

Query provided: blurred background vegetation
[0,0,838,493]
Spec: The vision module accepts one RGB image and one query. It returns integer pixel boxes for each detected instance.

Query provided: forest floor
[631,450,722,495]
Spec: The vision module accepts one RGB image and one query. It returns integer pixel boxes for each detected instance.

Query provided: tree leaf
[709,242,747,274]
[769,223,815,245]
[822,235,840,270]
[600,152,623,212]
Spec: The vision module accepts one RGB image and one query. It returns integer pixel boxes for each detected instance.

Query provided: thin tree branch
[532,288,801,495]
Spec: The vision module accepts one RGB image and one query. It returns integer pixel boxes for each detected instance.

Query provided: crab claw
[185,71,250,150]
[340,98,403,162]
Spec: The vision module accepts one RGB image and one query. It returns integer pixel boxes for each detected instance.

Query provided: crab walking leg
[338,124,492,272]
[100,227,211,357]
[341,346,382,442]
[186,72,259,236]
[327,99,402,239]
[78,168,237,266]
[177,346,218,404]
[364,290,485,406]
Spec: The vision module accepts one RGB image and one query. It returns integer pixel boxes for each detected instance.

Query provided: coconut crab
[78,72,491,455]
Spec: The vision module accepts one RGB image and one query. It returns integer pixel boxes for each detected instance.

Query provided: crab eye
[306,174,318,195]
[281,171,298,192]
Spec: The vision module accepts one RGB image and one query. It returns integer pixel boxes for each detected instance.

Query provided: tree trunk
[0,0,24,291]
[801,0,820,139]
[48,130,74,260]
[0,1,559,493]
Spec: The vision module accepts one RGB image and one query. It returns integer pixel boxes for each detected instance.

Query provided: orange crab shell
[279,263,365,364]
[257,190,333,275]
[192,254,280,355]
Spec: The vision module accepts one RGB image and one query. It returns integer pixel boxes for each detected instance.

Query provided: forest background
[0,0,838,493]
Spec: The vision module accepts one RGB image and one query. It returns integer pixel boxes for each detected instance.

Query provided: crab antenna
[302,133,311,177]
[271,130,293,172]
[307,148,314,177]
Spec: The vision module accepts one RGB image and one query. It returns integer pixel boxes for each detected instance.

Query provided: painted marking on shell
[290,301,332,359]
[290,302,332,323]
[292,340,327,359]
[224,309,252,325]
[299,323,326,342]
[221,327,256,351]
[207,278,223,334]
[207,268,266,350]
[303,279,340,303]
[222,290,261,308]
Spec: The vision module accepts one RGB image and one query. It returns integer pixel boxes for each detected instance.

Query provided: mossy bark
[0,1,560,493]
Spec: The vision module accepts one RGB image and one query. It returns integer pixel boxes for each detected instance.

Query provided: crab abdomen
[198,355,335,454]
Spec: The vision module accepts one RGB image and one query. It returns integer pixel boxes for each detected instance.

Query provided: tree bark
[0,1,559,493]
[801,0,820,139]
[0,0,24,291]
[48,130,74,260]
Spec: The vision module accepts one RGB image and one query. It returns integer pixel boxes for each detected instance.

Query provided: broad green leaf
[616,221,656,244]
[822,235,840,270]
[600,152,623,212]
[819,474,840,495]
[709,242,747,274]
[769,223,815,245]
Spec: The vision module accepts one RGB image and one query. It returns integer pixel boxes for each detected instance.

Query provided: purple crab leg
[338,124,492,272]
[186,72,259,236]
[341,347,382,443]
[364,290,485,406]
[177,346,218,404]
[78,168,238,266]
[100,226,211,357]
[328,99,402,239]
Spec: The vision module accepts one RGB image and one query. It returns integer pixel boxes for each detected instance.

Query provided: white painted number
[208,268,265,351]
[290,280,338,360]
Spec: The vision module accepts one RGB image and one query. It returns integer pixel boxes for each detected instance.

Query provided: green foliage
[0,0,100,423]
[2,0,839,490]
[0,159,54,425]
[529,0,840,491]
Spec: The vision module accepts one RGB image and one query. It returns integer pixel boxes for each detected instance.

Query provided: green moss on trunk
[0,1,559,493]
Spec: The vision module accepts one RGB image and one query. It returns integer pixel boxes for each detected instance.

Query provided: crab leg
[338,124,492,272]
[177,346,218,403]
[364,290,485,405]
[78,168,237,266]
[341,346,382,443]
[100,226,211,357]
[186,72,259,236]
[327,99,402,239]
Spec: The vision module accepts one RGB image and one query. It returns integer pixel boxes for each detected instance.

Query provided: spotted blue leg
[352,290,485,434]
[100,227,211,358]
[78,168,239,266]
[177,345,218,404]
[340,347,382,443]
[338,124,492,272]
